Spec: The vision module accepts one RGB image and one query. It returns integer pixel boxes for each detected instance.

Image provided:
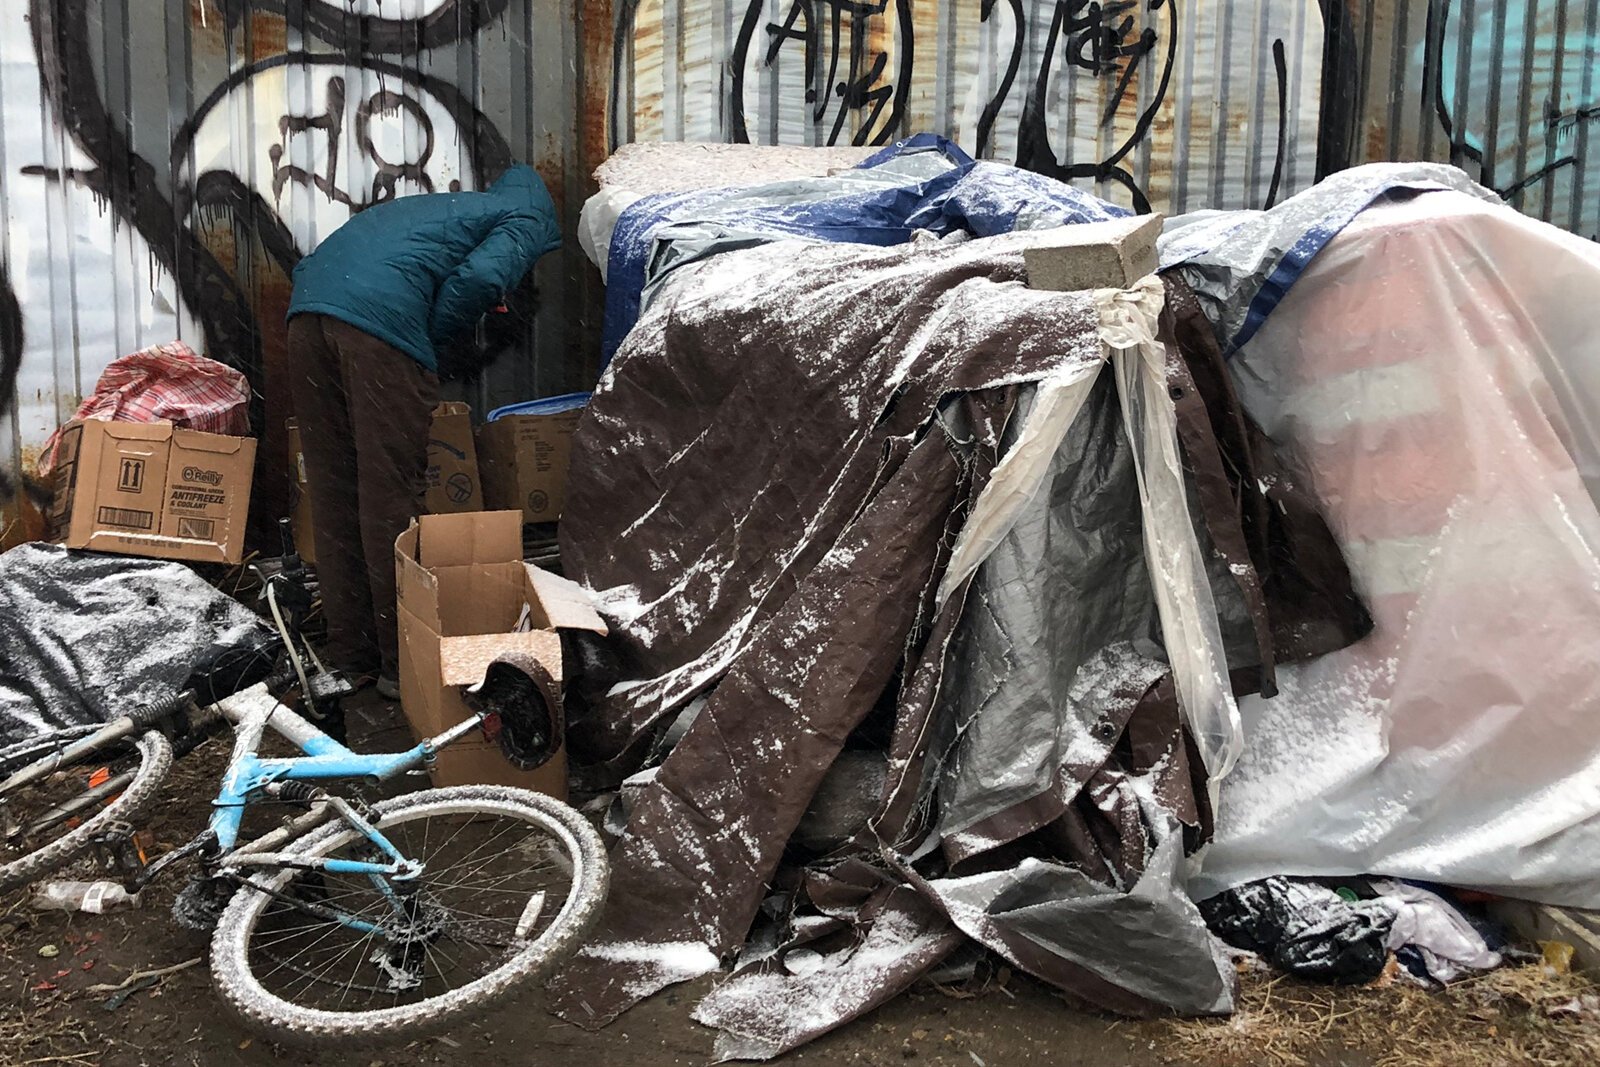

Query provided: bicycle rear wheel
[0,728,172,893]
[210,785,608,1046]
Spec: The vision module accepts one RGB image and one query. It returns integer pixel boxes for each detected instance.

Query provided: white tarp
[1194,192,1600,907]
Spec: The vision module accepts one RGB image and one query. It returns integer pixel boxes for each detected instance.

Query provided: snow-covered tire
[209,785,608,1047]
[0,730,173,894]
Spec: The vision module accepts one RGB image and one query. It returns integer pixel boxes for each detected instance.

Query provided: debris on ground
[1166,965,1600,1067]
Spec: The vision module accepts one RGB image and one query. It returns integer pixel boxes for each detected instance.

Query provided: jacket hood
[489,164,546,206]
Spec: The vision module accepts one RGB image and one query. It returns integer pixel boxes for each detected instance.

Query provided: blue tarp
[599,139,1504,371]
[601,135,1129,366]
[487,391,590,422]
[1157,162,1502,355]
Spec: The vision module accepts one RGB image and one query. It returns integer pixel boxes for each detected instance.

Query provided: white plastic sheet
[1195,193,1600,907]
[1106,278,1242,785]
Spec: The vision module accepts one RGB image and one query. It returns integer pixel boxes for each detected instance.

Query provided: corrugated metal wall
[1338,0,1600,238]
[608,0,1598,230]
[612,0,1329,214]
[2,0,1597,524]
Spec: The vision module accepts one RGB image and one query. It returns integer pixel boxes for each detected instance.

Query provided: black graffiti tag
[268,76,442,211]
[1016,0,1176,213]
[1060,1,1160,127]
[730,0,914,148]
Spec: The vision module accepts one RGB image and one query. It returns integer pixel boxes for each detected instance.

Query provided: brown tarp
[549,232,1367,1057]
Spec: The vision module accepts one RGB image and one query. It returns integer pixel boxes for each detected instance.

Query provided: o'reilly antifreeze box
[48,419,256,564]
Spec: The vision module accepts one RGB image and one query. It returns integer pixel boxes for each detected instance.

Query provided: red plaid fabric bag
[38,341,251,476]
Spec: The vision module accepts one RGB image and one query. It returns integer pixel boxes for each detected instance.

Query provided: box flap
[418,511,522,567]
[432,401,472,418]
[438,631,563,687]
[97,420,174,443]
[395,522,443,630]
[171,427,247,455]
[525,565,610,635]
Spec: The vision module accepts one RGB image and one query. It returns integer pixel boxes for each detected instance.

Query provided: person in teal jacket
[287,164,561,699]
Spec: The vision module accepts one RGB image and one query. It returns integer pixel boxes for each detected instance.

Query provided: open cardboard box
[395,511,607,799]
[476,404,583,524]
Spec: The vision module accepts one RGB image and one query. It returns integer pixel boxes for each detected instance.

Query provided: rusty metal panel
[0,0,585,515]
[6,0,1597,506]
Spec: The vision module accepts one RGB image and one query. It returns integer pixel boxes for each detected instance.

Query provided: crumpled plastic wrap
[1193,191,1600,908]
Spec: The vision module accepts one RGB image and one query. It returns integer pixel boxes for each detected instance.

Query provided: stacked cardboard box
[48,419,256,564]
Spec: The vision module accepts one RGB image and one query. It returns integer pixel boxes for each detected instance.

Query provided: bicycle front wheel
[0,727,172,894]
[210,784,608,1046]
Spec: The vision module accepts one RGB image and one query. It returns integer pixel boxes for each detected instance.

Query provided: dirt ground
[2,700,1597,1067]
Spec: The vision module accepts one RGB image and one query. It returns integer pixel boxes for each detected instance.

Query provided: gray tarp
[0,543,263,744]
[1158,162,1501,355]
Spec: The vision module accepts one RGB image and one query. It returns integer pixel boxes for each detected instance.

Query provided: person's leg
[324,319,440,683]
[286,314,381,676]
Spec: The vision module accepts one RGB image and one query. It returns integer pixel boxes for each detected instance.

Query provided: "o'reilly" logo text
[182,467,223,486]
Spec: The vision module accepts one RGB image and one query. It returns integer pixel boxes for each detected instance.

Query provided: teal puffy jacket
[287,165,561,374]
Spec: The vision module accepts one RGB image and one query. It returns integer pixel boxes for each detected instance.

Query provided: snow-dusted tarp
[0,543,263,744]
[1192,191,1600,909]
[549,225,1368,1056]
[599,135,1128,367]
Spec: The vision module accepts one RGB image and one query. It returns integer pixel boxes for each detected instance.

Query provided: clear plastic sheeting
[1159,162,1502,355]
[1194,192,1600,908]
[1105,278,1241,784]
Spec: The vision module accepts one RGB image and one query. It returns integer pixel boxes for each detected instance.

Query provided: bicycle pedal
[308,670,357,704]
[88,820,150,880]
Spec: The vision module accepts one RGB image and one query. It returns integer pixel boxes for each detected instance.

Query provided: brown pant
[287,314,439,678]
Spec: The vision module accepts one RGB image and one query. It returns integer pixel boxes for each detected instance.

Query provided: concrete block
[1489,898,1600,976]
[1023,213,1165,292]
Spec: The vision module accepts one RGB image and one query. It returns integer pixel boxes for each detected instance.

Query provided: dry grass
[1166,961,1600,1067]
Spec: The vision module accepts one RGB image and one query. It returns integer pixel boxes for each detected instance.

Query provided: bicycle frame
[207,683,484,882]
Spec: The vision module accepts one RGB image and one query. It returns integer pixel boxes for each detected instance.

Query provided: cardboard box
[477,405,584,524]
[394,510,607,797]
[423,402,484,514]
[48,419,255,564]
[287,404,485,563]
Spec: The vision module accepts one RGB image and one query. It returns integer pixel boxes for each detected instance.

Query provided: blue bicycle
[0,536,607,1046]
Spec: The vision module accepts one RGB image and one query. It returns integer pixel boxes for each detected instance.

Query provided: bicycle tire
[0,729,173,894]
[210,784,608,1046]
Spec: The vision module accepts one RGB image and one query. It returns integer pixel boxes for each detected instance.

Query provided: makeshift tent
[551,143,1376,1059]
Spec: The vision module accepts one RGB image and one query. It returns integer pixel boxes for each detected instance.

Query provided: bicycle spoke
[238,798,589,1014]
